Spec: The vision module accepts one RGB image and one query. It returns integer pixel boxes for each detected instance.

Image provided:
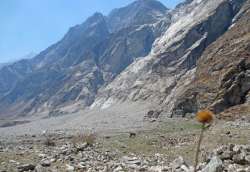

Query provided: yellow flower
[196,109,214,124]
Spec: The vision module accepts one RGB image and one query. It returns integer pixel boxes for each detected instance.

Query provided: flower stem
[194,123,205,172]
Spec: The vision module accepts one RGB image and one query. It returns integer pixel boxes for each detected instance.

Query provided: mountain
[92,0,249,117]
[107,0,169,32]
[0,0,249,120]
[18,52,37,61]
[0,52,37,96]
[0,63,8,69]
[0,52,36,69]
[0,0,169,118]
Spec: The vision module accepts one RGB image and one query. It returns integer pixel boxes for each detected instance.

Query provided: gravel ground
[0,102,157,138]
[0,115,249,172]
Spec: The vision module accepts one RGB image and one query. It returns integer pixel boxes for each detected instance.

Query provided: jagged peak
[84,12,106,25]
[109,0,168,15]
[107,0,169,32]
[66,12,107,35]
[133,0,168,11]
[175,0,195,9]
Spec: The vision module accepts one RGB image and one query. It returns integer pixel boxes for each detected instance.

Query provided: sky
[0,0,184,63]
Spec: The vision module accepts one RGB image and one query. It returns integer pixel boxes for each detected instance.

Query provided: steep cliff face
[172,0,250,118]
[92,0,246,115]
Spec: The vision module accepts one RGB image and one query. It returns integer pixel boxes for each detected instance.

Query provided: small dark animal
[129,132,136,138]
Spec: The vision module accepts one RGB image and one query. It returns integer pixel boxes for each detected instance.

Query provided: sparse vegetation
[72,133,97,146]
[101,119,202,159]
[0,118,250,172]
[44,136,56,147]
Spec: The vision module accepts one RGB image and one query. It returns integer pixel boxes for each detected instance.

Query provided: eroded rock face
[171,0,250,117]
[92,0,248,118]
[211,60,250,113]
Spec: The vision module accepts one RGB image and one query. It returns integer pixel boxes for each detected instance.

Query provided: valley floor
[0,102,156,138]
[0,114,249,171]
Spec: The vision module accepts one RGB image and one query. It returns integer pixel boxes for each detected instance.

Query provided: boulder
[40,159,51,167]
[201,156,223,172]
[17,164,35,172]
[35,165,47,172]
[66,164,75,171]
[170,156,188,170]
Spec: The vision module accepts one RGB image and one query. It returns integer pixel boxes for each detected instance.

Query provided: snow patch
[101,98,116,109]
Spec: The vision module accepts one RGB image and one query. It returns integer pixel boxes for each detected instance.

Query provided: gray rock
[76,142,88,152]
[201,156,223,172]
[40,159,51,167]
[38,154,47,159]
[113,165,123,172]
[122,156,141,166]
[180,164,191,172]
[171,156,187,170]
[76,162,87,170]
[233,145,243,153]
[219,151,234,160]
[35,165,48,172]
[17,164,35,172]
[149,166,171,172]
[216,146,228,155]
[233,153,247,165]
[227,164,238,172]
[245,155,250,163]
[66,164,74,171]
[244,167,250,172]
[9,160,20,165]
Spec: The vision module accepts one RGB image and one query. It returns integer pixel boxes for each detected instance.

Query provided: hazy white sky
[0,0,184,63]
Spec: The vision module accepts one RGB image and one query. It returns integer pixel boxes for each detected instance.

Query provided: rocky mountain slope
[92,0,249,117]
[0,0,170,118]
[0,63,8,69]
[170,0,250,118]
[0,0,249,119]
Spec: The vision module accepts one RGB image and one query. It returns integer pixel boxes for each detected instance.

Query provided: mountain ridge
[0,0,170,118]
[92,0,247,111]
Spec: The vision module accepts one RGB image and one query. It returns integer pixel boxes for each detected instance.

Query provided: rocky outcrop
[211,59,250,113]
[171,0,250,117]
[107,0,169,33]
